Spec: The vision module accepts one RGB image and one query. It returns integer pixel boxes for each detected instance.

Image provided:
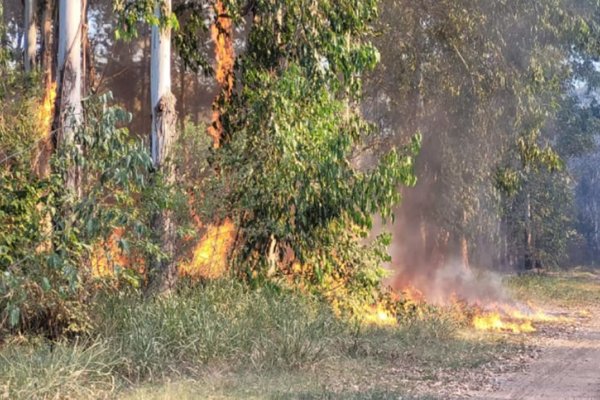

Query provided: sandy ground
[470,309,600,400]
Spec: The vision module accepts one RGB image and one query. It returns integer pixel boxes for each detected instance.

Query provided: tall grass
[0,280,503,399]
[95,281,345,380]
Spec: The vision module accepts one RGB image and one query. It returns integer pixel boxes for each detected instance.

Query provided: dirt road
[473,310,600,400]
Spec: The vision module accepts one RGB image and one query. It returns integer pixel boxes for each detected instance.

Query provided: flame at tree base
[179,219,236,280]
[38,82,57,136]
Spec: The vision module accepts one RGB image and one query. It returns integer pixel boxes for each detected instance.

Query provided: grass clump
[0,280,510,399]
[0,339,119,400]
[94,281,343,380]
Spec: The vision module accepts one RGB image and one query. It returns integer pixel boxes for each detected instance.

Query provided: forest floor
[2,270,599,400]
[120,270,600,400]
[467,270,600,400]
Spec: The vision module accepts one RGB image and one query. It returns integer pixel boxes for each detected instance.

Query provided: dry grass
[0,280,520,400]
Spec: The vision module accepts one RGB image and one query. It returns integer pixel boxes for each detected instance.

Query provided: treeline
[365,0,600,274]
[1,0,418,334]
[1,0,600,334]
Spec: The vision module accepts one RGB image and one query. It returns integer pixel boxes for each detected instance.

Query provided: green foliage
[114,0,180,40]
[0,84,160,334]
[0,339,119,400]
[196,0,420,307]
[114,0,211,74]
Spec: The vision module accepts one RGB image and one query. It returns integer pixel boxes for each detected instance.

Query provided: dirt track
[473,309,600,400]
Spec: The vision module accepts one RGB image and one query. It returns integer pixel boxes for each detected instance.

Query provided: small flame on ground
[402,286,425,303]
[396,278,570,334]
[179,219,236,279]
[473,311,536,334]
[361,303,397,327]
[208,0,235,148]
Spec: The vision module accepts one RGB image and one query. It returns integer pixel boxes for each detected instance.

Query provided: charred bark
[147,93,178,294]
[33,0,55,179]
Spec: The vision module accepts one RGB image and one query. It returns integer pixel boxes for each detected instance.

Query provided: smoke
[390,257,510,305]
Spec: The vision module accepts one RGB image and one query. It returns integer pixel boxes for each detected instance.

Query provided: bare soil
[469,308,600,400]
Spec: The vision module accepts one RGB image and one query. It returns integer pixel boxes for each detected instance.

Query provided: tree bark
[81,0,95,95]
[147,0,178,294]
[523,189,534,271]
[56,0,83,195]
[32,0,55,179]
[23,0,37,72]
[40,0,54,84]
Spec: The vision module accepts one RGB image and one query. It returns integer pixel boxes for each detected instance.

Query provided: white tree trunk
[23,0,37,72]
[151,0,174,168]
[148,0,178,293]
[57,0,83,194]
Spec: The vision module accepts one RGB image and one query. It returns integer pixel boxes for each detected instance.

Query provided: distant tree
[23,0,37,72]
[366,0,600,273]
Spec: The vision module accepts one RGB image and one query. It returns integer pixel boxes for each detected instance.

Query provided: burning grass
[391,262,577,335]
[0,279,518,400]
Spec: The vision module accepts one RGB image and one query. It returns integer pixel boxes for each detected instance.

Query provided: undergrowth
[0,280,504,400]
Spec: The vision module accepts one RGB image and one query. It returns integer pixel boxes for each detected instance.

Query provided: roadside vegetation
[3,1,600,399]
[508,269,600,308]
[0,279,523,400]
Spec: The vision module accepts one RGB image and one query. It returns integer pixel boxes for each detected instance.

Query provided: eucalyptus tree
[115,0,183,293]
[148,0,179,292]
[56,0,84,194]
[366,0,600,274]
[23,0,37,72]
[191,0,421,307]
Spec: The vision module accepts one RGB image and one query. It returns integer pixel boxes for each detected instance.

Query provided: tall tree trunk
[460,210,470,270]
[147,0,178,294]
[523,190,533,271]
[81,0,94,95]
[23,0,37,72]
[179,61,185,132]
[56,0,83,195]
[40,0,54,84]
[140,35,150,134]
[33,0,55,179]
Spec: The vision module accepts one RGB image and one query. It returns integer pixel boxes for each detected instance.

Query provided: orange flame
[208,0,235,148]
[361,303,397,327]
[473,311,536,334]
[402,286,425,303]
[179,219,236,279]
[38,82,57,137]
[472,303,569,334]
[395,281,569,334]
[90,228,137,278]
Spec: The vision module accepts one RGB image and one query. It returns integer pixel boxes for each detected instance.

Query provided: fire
[361,303,397,327]
[90,228,136,278]
[38,82,57,136]
[473,311,536,334]
[179,219,236,279]
[472,303,569,334]
[402,286,425,303]
[208,0,235,148]
[395,279,569,334]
